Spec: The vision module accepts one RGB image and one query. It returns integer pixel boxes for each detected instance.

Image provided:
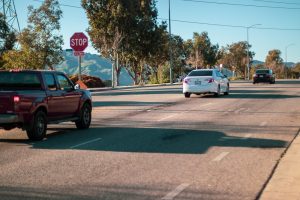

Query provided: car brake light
[13,96,20,103]
[206,78,214,83]
[183,78,191,84]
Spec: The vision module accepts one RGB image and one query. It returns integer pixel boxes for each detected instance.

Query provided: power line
[33,0,82,8]
[182,0,300,10]
[32,0,300,10]
[158,18,246,28]
[249,0,300,6]
[158,18,300,31]
[31,0,300,31]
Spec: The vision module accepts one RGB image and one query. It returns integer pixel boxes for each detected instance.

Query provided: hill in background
[55,51,133,86]
[55,51,296,86]
[252,60,295,68]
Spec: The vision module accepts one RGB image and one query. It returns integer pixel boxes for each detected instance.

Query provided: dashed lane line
[260,121,267,126]
[242,134,252,140]
[157,102,214,122]
[70,138,102,149]
[162,183,190,200]
[212,152,230,162]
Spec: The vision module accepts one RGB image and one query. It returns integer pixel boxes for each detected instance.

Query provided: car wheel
[76,103,91,129]
[26,110,47,141]
[184,93,191,98]
[224,84,229,95]
[214,85,220,97]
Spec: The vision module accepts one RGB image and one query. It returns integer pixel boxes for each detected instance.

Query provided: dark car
[253,69,275,84]
[0,70,92,140]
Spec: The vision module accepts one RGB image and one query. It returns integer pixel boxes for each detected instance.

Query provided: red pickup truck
[0,70,92,140]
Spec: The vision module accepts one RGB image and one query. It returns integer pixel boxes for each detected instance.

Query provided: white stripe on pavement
[234,108,246,114]
[242,134,252,140]
[157,114,178,121]
[162,183,190,200]
[260,121,267,126]
[157,103,213,122]
[70,138,102,149]
[213,152,230,162]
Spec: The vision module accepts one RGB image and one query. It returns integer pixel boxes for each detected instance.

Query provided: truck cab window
[57,74,73,91]
[45,74,57,91]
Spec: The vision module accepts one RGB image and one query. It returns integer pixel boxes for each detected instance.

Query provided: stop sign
[70,32,88,52]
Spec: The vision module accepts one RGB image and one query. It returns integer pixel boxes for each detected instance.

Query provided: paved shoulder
[259,130,300,200]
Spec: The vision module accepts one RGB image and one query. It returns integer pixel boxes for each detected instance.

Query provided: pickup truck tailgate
[0,92,15,114]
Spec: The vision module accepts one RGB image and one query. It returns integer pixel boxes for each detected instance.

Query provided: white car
[182,69,229,98]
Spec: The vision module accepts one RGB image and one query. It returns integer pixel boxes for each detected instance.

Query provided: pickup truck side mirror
[74,84,80,90]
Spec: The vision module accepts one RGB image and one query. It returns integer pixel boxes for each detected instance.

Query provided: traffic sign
[70,32,88,52]
[74,51,85,57]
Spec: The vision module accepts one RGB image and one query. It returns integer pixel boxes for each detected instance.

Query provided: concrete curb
[258,129,300,200]
[88,83,181,93]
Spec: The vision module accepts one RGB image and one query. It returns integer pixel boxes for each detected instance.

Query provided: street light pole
[285,43,295,79]
[169,0,173,84]
[246,24,261,80]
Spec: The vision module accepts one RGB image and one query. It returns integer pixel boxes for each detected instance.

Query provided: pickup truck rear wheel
[26,110,47,141]
[76,103,91,129]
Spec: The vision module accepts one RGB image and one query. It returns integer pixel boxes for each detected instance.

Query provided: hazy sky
[13,0,300,63]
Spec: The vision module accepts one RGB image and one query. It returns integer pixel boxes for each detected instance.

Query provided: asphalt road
[1,80,300,200]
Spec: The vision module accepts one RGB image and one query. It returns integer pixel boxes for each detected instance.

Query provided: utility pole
[168,0,173,84]
[246,24,261,80]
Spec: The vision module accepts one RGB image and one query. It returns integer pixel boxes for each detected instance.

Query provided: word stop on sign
[71,38,88,46]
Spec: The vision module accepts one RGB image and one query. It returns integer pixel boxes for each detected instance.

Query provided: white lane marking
[162,183,190,200]
[213,152,230,162]
[241,134,252,140]
[157,103,213,122]
[200,102,213,107]
[260,121,267,126]
[234,108,245,114]
[157,113,178,121]
[70,138,102,149]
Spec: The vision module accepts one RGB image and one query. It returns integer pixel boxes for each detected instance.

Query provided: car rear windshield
[0,72,42,90]
[256,69,270,74]
[188,70,213,76]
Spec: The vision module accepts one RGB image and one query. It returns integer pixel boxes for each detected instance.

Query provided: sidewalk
[259,130,300,200]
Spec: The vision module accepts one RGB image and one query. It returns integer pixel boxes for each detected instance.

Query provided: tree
[139,24,169,84]
[82,0,164,86]
[169,35,186,80]
[82,0,135,86]
[3,0,63,70]
[185,32,219,69]
[291,63,300,78]
[121,0,165,85]
[265,49,284,78]
[218,41,254,78]
[0,13,16,68]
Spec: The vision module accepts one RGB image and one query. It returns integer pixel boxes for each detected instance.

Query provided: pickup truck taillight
[13,96,20,103]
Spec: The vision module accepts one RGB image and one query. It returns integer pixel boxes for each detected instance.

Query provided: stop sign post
[70,32,88,81]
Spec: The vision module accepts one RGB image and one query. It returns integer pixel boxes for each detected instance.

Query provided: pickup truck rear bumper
[0,114,20,124]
